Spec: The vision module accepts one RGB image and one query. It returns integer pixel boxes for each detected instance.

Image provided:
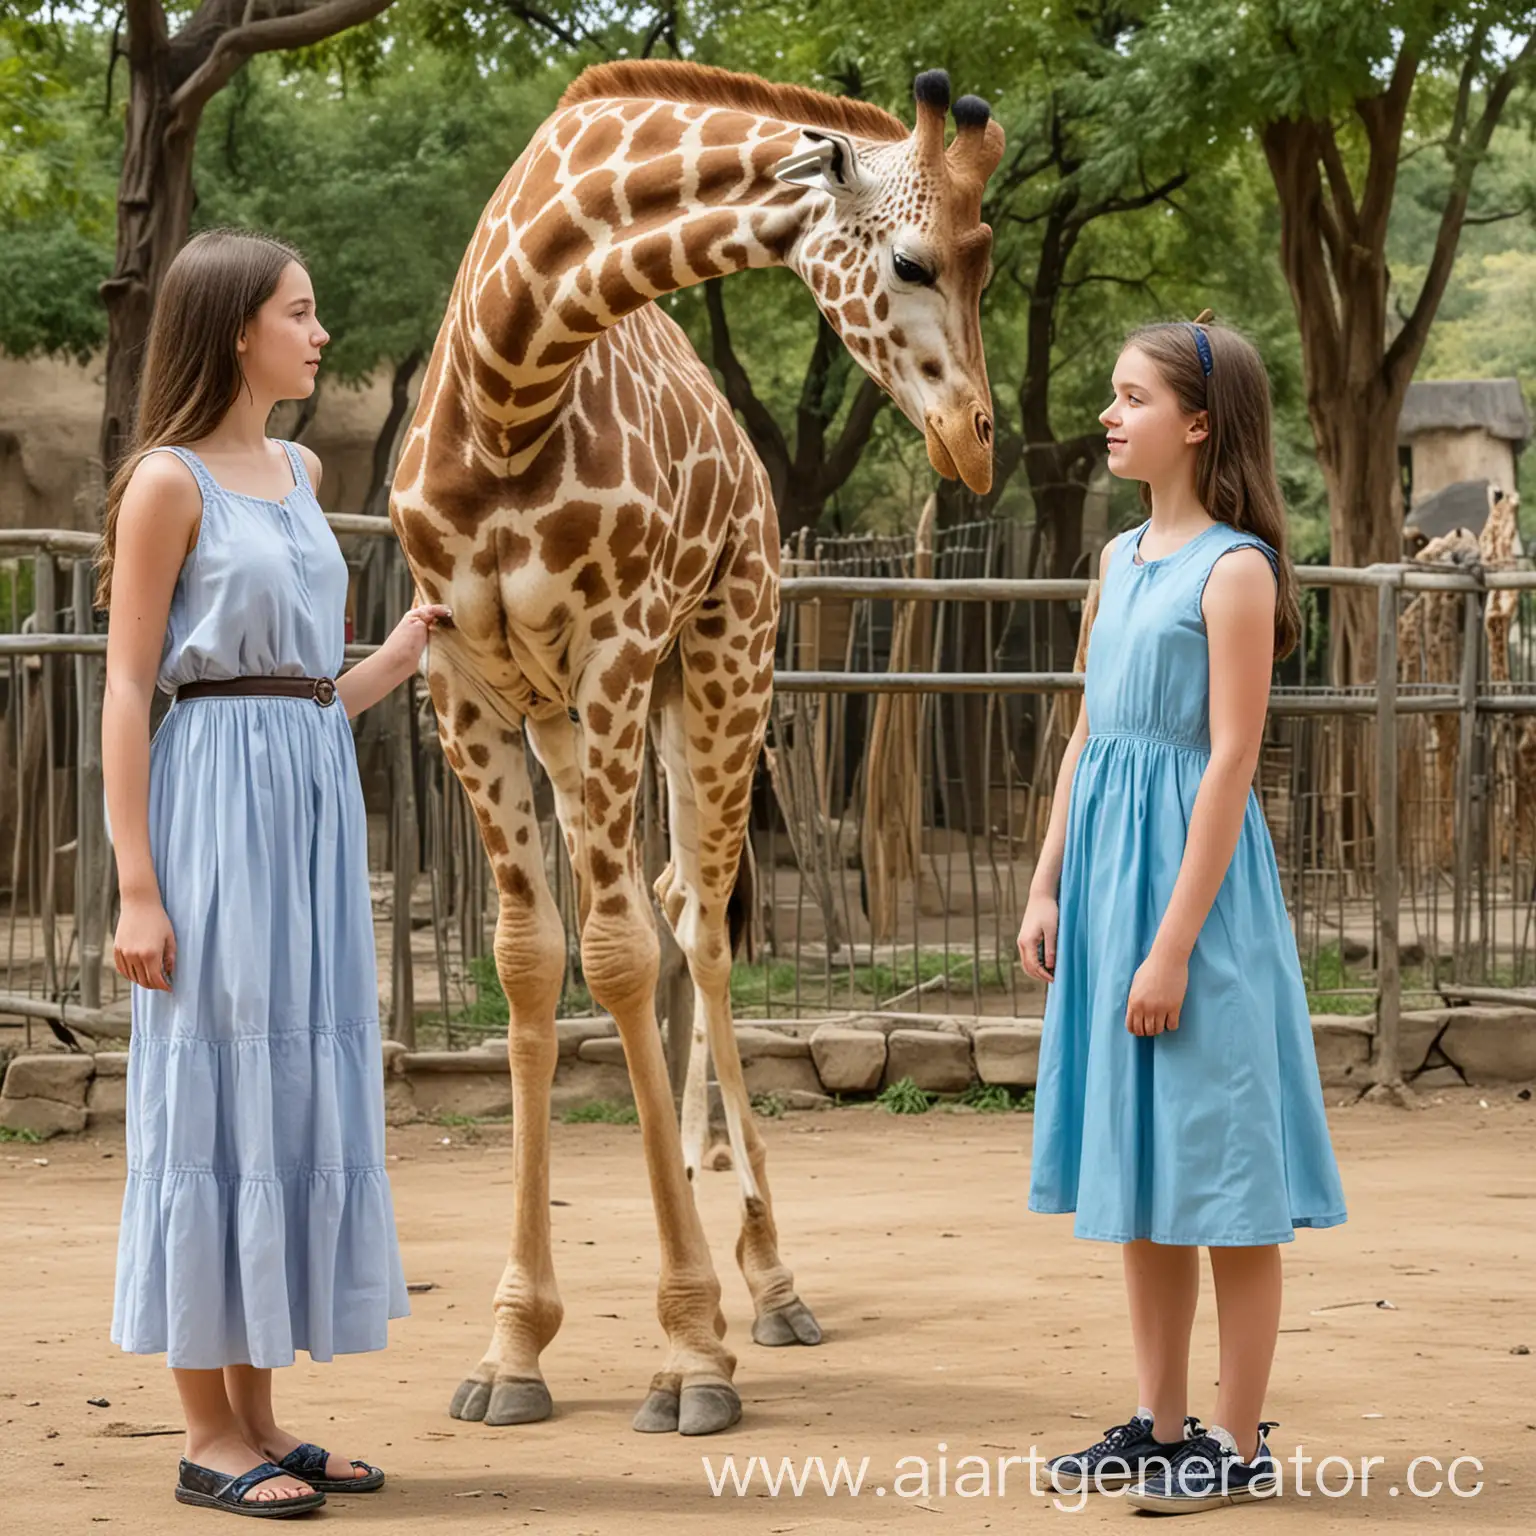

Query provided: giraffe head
[774,70,1005,494]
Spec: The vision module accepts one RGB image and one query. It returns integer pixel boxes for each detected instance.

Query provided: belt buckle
[312,677,337,708]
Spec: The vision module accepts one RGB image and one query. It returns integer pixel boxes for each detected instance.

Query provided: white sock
[1208,1424,1259,1463]
[1136,1405,1155,1425]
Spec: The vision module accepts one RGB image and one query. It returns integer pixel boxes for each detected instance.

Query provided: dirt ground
[3,1088,1533,1533]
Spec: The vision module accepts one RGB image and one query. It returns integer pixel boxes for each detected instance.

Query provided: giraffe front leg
[660,609,822,1351]
[572,663,740,1435]
[429,682,566,1427]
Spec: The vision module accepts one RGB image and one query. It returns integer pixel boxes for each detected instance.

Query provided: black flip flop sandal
[175,1457,326,1517]
[277,1441,386,1494]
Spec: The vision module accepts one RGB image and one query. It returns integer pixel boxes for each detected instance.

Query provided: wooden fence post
[1373,574,1403,1093]
[72,558,106,1009]
[386,550,417,1047]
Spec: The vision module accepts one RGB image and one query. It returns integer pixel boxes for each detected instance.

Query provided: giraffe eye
[892,251,933,287]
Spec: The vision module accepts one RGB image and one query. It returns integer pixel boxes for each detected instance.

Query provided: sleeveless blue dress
[110,441,410,1368]
[1028,518,1347,1246]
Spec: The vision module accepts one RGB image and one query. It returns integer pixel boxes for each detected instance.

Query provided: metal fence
[4,512,1536,1094]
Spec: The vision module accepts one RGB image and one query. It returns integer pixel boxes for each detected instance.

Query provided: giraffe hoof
[679,1381,743,1436]
[632,1386,681,1433]
[449,1378,492,1421]
[485,1378,554,1425]
[753,1298,823,1347]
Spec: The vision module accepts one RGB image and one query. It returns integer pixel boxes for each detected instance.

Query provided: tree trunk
[100,0,399,478]
[99,44,200,476]
[704,280,883,542]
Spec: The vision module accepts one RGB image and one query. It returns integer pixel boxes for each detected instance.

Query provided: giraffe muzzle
[924,408,995,496]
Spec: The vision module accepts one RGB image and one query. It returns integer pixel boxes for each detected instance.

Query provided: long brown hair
[95,229,306,608]
[1125,313,1302,661]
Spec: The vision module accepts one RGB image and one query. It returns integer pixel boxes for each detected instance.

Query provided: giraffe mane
[559,60,910,144]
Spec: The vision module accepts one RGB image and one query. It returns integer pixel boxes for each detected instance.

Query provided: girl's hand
[113,895,176,991]
[1017,893,1058,983]
[378,603,453,679]
[1126,946,1188,1036]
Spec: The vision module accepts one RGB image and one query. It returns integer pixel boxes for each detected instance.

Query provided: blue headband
[1188,322,1213,377]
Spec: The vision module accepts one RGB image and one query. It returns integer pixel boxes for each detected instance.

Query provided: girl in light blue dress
[100,229,449,1517]
[1017,316,1346,1515]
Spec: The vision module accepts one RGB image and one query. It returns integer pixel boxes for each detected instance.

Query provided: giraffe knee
[580,899,658,1015]
[671,888,731,992]
[494,901,565,1013]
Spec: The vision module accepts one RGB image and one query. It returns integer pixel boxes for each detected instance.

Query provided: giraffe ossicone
[391,59,1005,1436]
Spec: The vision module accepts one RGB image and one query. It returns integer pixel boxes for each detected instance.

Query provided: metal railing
[3,515,1535,1095]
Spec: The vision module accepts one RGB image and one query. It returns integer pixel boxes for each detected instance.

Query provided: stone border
[3,1007,1533,1139]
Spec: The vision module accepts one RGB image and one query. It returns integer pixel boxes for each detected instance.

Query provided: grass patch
[561,1099,638,1125]
[0,1125,43,1143]
[875,1076,936,1115]
[751,1091,789,1118]
[957,1082,1034,1113]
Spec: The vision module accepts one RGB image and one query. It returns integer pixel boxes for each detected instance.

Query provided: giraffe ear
[772,129,863,200]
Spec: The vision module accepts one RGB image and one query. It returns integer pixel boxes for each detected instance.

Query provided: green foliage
[751,1091,789,1118]
[194,50,570,382]
[561,1098,639,1124]
[0,1124,44,1143]
[0,19,117,359]
[957,1081,1034,1113]
[875,1075,936,1114]
[7,0,1536,550]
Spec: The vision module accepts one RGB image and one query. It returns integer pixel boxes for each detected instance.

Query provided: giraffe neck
[456,101,816,457]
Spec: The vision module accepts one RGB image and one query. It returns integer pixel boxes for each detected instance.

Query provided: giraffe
[389,59,1004,1437]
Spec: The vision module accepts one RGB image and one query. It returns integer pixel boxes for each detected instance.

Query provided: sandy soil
[3,1087,1533,1533]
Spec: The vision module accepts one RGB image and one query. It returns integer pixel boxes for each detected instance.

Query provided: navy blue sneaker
[1124,1422,1280,1514]
[1047,1411,1203,1494]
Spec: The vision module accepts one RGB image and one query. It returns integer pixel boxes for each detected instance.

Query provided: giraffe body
[390,61,1003,1433]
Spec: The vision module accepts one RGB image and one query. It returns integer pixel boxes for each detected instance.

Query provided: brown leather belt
[176,675,338,708]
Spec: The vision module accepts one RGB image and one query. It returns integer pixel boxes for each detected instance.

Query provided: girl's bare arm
[1027,536,1116,901]
[102,454,200,902]
[1150,547,1276,960]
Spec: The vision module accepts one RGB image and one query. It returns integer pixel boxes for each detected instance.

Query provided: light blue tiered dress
[111,441,410,1369]
[1029,518,1347,1246]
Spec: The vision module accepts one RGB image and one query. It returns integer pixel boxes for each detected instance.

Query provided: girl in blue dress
[100,229,449,1517]
[1018,316,1347,1514]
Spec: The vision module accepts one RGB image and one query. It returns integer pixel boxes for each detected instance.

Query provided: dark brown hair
[1124,314,1302,661]
[95,229,306,608]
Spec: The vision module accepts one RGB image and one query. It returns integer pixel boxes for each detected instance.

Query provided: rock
[1310,1017,1374,1086]
[732,1027,812,1060]
[86,1074,127,1126]
[742,1053,824,1099]
[380,1040,408,1077]
[0,1096,86,1139]
[2,1054,94,1105]
[577,1037,629,1066]
[1439,1008,1536,1083]
[884,1029,973,1094]
[383,1075,418,1126]
[781,1089,834,1111]
[809,1026,887,1093]
[92,1052,130,1079]
[551,1060,635,1111]
[1409,1064,1464,1092]
[558,1018,616,1060]
[972,1023,1043,1087]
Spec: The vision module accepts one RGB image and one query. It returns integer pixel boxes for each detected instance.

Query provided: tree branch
[818,377,886,497]
[703,278,789,478]
[1387,28,1536,389]
[125,0,169,67]
[1317,119,1359,239]
[169,0,396,123]
[1462,199,1536,226]
[1356,40,1418,249]
[496,0,592,52]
